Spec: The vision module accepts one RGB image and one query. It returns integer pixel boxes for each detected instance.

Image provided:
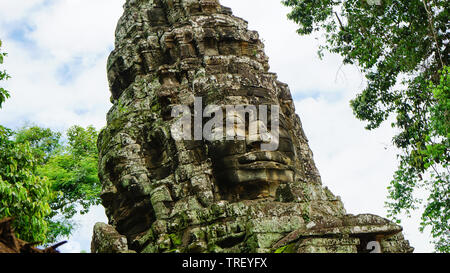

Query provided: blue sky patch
[7,22,35,44]
[292,90,344,102]
[56,57,85,84]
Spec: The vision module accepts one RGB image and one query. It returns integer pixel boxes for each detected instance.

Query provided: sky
[0,0,434,252]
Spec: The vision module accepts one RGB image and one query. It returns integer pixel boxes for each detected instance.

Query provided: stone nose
[247,120,278,146]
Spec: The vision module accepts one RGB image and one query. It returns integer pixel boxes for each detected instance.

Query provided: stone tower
[91,0,413,253]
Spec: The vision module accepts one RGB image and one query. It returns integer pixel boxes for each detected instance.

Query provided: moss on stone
[274,243,296,253]
[169,232,182,246]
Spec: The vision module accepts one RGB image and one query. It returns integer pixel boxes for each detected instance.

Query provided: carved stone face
[203,98,296,202]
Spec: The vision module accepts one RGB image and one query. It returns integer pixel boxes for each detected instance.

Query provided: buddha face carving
[169,92,297,201]
[207,130,296,202]
[208,105,295,201]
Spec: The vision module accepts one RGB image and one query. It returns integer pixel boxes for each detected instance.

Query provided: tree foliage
[15,125,101,243]
[1,124,101,244]
[14,126,62,164]
[0,39,102,244]
[283,0,449,251]
[48,125,101,217]
[0,42,54,243]
[0,40,10,109]
[0,126,55,243]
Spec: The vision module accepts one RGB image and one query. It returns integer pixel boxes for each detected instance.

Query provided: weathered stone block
[91,222,131,253]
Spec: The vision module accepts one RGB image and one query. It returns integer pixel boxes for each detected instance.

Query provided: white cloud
[0,0,124,131]
[222,0,366,95]
[0,0,47,22]
[0,41,112,131]
[28,0,123,62]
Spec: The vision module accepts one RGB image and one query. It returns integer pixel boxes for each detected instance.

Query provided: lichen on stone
[91,0,414,254]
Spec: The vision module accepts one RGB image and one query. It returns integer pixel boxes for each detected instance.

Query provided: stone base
[92,200,413,253]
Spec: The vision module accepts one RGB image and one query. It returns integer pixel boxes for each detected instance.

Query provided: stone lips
[92,0,413,253]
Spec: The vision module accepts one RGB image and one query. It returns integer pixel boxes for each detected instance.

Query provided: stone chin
[208,140,295,201]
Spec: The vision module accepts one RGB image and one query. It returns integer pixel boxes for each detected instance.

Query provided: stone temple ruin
[91,0,414,253]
